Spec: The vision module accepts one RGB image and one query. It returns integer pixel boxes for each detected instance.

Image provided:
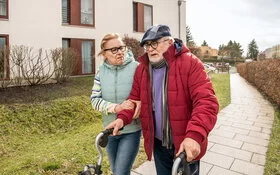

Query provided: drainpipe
[178,0,186,39]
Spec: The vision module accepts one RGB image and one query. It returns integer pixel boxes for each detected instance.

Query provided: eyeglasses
[144,39,169,50]
[103,46,126,54]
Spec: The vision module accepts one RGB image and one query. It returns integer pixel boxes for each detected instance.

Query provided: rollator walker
[78,128,194,175]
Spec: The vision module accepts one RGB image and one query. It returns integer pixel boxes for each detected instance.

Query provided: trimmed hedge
[237,59,280,107]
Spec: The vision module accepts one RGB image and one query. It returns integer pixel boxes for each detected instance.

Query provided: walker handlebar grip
[172,151,191,175]
[99,127,124,148]
[178,151,186,160]
[102,127,123,136]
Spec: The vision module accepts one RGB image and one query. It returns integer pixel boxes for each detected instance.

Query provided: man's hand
[129,99,141,119]
[104,118,124,136]
[176,138,201,162]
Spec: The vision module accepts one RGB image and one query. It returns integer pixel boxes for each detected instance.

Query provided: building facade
[0,0,186,79]
[197,46,218,59]
[264,44,280,59]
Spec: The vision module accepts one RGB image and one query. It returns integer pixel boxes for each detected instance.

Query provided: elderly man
[105,24,219,175]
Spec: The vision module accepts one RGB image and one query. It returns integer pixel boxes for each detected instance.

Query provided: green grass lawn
[211,73,231,111]
[265,105,280,175]
[1,74,231,174]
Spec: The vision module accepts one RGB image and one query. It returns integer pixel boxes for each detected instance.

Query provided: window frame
[0,35,9,80]
[0,0,9,19]
[62,0,95,27]
[62,38,95,75]
[133,2,153,32]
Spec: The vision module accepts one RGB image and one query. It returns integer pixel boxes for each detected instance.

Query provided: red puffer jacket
[118,39,219,161]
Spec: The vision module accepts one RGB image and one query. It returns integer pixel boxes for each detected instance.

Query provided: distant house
[264,44,280,59]
[0,0,186,80]
[197,46,218,59]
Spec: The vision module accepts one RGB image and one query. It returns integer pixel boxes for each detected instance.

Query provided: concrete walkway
[131,73,275,175]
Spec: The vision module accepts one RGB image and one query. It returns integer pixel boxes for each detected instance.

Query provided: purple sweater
[153,67,165,140]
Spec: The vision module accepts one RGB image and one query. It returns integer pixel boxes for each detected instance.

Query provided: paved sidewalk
[131,73,275,175]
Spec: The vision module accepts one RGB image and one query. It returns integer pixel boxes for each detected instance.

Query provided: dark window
[62,0,69,23]
[0,35,8,79]
[62,0,95,27]
[133,2,153,32]
[0,0,8,19]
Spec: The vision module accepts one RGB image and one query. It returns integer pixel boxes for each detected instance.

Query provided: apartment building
[0,0,186,79]
[264,44,280,59]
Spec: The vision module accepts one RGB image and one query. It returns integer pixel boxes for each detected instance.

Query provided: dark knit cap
[140,25,171,46]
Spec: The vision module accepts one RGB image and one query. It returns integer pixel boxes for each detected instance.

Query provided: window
[81,41,93,74]
[133,2,153,32]
[62,38,95,75]
[61,0,94,26]
[0,35,8,79]
[81,0,93,25]
[62,0,69,23]
[0,0,8,19]
[62,39,70,48]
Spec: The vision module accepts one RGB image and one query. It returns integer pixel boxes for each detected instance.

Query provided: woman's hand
[104,118,124,136]
[114,100,135,113]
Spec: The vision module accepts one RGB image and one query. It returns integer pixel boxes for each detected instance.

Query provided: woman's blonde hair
[98,33,123,57]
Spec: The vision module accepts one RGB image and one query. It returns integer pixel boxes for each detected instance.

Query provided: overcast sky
[185,0,280,55]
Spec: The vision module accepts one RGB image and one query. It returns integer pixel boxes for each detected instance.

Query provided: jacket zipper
[115,67,118,102]
[147,71,153,160]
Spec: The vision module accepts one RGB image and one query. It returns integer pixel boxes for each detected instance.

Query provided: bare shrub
[9,45,27,86]
[122,35,144,61]
[10,45,54,86]
[51,47,78,83]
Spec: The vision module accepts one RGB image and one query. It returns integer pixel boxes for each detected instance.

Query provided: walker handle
[172,152,191,175]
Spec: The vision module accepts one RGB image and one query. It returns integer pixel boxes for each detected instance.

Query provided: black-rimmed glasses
[144,39,169,50]
[103,46,126,54]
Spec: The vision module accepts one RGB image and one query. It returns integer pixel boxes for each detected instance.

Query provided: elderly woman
[90,33,141,175]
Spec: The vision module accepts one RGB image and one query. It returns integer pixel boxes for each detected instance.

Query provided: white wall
[0,0,186,74]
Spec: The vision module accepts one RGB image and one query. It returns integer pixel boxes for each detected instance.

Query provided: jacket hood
[138,38,190,67]
[102,50,135,70]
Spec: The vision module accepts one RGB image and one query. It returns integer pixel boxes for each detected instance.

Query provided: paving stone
[207,142,215,150]
[219,125,249,135]
[209,135,243,148]
[208,166,243,175]
[132,160,156,175]
[262,128,272,135]
[235,134,269,147]
[210,128,236,138]
[226,118,254,126]
[254,122,273,129]
[215,120,233,126]
[249,130,270,140]
[210,144,252,161]
[232,123,261,131]
[231,159,264,175]
[202,151,234,169]
[251,153,266,166]
[242,143,268,155]
[200,161,213,175]
[247,117,274,125]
